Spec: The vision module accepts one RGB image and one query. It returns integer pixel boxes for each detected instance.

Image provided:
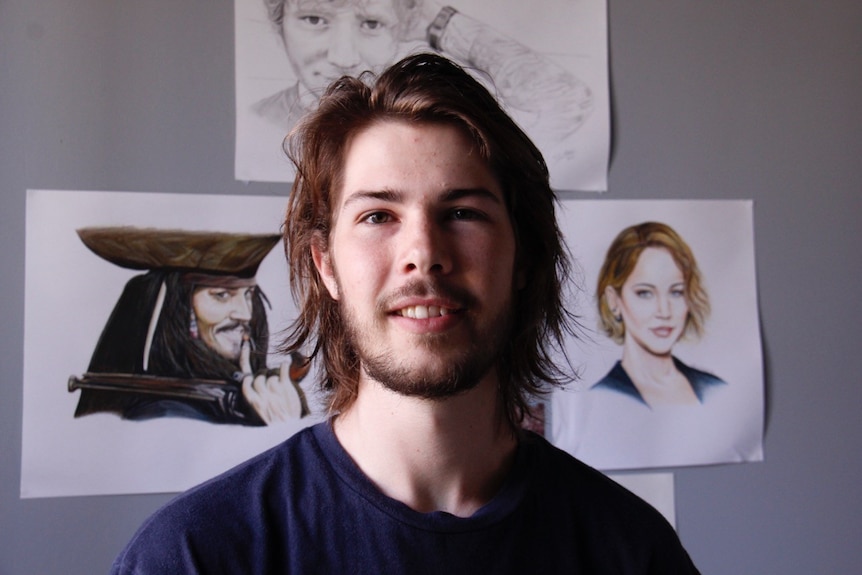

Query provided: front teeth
[399,305,451,319]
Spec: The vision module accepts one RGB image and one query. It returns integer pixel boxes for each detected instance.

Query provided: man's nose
[327,23,361,70]
[399,217,452,275]
[230,295,253,321]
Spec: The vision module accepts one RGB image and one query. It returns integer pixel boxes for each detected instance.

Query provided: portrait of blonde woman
[593,221,726,407]
[550,201,764,472]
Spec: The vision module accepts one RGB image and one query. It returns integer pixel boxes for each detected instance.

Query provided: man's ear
[311,238,339,300]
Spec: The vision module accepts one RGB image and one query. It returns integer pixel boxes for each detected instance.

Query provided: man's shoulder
[109,423,330,574]
[530,433,664,518]
[526,431,651,504]
[523,432,700,571]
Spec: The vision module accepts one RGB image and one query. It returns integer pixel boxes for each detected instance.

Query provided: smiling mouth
[396,305,455,319]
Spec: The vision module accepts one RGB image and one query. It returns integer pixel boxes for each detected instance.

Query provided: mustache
[215,321,250,335]
[379,279,478,312]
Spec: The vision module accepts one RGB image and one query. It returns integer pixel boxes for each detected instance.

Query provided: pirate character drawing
[69,227,310,426]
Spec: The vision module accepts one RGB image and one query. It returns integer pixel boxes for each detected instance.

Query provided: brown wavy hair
[280,53,577,427]
[596,222,710,344]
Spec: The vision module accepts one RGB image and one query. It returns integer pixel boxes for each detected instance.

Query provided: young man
[111,54,700,573]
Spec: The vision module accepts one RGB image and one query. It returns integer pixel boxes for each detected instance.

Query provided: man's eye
[300,15,327,27]
[363,212,391,224]
[210,290,230,301]
[450,208,482,221]
[361,19,383,31]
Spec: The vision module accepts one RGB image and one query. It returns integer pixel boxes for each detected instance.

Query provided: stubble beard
[339,281,515,400]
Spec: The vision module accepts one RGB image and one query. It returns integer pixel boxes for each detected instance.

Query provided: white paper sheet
[550,200,765,470]
[234,0,610,192]
[22,190,325,498]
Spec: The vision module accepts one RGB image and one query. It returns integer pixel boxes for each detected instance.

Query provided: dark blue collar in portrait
[592,357,726,407]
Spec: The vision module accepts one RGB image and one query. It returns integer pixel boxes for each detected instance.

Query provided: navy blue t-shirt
[110,423,699,574]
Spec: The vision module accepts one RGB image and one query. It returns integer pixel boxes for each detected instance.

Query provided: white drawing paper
[550,200,765,470]
[235,0,610,192]
[22,190,324,498]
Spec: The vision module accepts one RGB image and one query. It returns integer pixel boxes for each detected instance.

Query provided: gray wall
[2,1,860,573]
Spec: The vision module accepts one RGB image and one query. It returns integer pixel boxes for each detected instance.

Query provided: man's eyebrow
[340,187,503,209]
[341,189,403,208]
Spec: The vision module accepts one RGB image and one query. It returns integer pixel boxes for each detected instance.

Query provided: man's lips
[388,301,463,334]
[382,280,474,321]
[396,304,456,319]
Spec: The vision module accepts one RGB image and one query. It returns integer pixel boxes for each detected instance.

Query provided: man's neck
[332,374,518,518]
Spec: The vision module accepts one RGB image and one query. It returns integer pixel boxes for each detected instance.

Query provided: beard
[339,279,514,400]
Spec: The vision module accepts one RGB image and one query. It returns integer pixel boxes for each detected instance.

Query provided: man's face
[282,0,401,97]
[191,285,255,361]
[313,121,521,398]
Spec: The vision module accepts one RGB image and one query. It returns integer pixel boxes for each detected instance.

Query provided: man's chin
[383,379,481,401]
[212,340,243,362]
[364,355,489,401]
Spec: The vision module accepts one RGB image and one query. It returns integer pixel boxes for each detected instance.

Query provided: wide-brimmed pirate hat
[76,226,281,278]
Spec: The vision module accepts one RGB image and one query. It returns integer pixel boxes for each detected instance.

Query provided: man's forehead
[337,121,499,198]
[185,273,258,289]
[290,0,399,13]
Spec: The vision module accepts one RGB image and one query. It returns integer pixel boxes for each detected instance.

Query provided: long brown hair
[281,53,577,427]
